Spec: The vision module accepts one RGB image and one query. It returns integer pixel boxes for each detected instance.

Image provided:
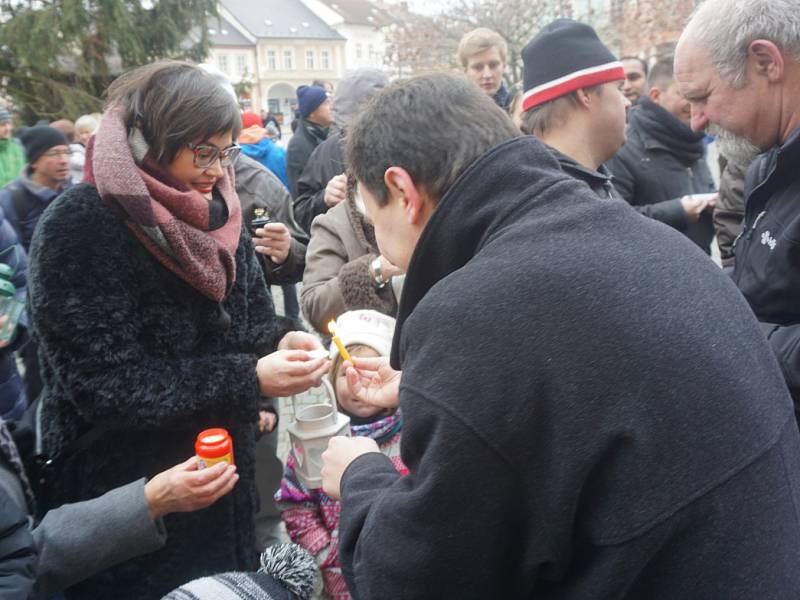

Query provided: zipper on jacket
[746,210,767,241]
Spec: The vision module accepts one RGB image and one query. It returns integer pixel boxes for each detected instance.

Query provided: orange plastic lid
[195,428,233,459]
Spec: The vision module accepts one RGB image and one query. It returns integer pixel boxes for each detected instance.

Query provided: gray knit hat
[161,544,317,600]
[0,107,11,124]
[332,68,389,128]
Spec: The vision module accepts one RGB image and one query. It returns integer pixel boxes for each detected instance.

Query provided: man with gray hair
[676,0,800,418]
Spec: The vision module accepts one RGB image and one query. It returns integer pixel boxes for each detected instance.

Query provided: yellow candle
[328,320,353,363]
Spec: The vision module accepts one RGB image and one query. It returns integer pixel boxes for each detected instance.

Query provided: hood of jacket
[628,99,705,164]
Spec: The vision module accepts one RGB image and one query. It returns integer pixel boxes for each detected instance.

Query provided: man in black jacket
[676,0,800,416]
[607,59,716,253]
[286,85,332,198]
[520,20,709,242]
[292,69,388,234]
[319,72,800,599]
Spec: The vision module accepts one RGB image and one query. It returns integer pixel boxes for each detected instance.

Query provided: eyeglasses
[187,142,240,169]
[42,149,73,158]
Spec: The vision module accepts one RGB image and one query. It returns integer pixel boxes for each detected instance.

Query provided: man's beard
[708,124,761,166]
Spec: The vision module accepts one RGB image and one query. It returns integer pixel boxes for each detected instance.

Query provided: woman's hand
[144,457,238,519]
[257,350,330,397]
[344,356,401,409]
[321,436,381,500]
[254,223,291,265]
[258,410,278,434]
[278,331,325,353]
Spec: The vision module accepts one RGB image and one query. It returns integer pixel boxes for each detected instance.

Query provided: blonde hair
[457,28,508,68]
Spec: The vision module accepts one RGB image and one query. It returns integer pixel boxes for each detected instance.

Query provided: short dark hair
[648,58,675,92]
[105,60,241,165]
[346,73,521,206]
[621,56,649,77]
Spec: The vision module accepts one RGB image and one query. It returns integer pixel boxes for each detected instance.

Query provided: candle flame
[327,320,336,335]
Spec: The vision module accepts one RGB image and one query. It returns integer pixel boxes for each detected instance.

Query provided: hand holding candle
[328,320,353,363]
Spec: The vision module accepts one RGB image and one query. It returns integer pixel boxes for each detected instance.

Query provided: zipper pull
[746,210,767,241]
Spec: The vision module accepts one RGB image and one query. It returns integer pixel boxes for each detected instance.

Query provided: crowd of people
[0,0,798,596]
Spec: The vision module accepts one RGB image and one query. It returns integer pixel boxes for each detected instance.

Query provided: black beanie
[19,125,69,164]
[522,19,624,112]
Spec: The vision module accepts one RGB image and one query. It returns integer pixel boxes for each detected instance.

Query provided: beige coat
[301,197,396,334]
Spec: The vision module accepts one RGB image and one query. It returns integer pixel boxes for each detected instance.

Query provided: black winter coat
[0,490,36,599]
[293,131,345,235]
[338,137,800,599]
[28,184,283,599]
[607,99,716,253]
[286,118,328,199]
[734,126,800,416]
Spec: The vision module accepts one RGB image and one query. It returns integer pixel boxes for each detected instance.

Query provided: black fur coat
[28,184,282,599]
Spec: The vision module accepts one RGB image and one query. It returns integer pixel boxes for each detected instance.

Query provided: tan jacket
[301,197,396,334]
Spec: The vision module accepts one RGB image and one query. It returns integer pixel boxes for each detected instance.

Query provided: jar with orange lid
[195,428,234,469]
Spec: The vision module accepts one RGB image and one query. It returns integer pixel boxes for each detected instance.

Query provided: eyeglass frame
[186,142,241,169]
[41,148,73,159]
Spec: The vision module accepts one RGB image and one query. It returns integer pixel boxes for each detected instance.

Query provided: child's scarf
[84,108,242,302]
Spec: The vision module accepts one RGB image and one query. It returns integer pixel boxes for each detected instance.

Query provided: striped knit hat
[161,544,317,600]
[522,19,624,112]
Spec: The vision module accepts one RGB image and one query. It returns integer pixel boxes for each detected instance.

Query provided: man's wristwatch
[371,256,388,288]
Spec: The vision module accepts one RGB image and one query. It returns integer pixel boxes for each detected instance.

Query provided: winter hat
[161,543,317,600]
[0,107,10,124]
[241,111,264,129]
[297,85,328,118]
[329,309,396,361]
[19,125,69,164]
[522,19,624,112]
[332,68,389,128]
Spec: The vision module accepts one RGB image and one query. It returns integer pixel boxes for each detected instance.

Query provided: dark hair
[346,73,521,206]
[647,58,675,92]
[105,60,241,165]
[620,55,649,77]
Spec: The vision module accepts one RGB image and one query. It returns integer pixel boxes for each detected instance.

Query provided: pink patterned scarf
[84,107,242,302]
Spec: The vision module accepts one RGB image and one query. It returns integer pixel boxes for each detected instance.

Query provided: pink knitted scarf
[84,108,242,302]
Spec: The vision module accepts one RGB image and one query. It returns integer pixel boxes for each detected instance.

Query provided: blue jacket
[0,170,69,252]
[0,206,27,422]
[240,139,289,190]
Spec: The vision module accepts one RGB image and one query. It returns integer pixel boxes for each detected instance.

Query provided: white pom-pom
[259,543,317,599]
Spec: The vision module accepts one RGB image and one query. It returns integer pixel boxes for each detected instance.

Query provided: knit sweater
[276,411,406,600]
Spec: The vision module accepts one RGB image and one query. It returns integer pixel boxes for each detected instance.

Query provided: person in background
[620,56,649,105]
[48,119,74,145]
[239,112,288,189]
[286,86,332,198]
[0,108,25,188]
[457,28,510,109]
[293,69,388,235]
[69,115,99,184]
[607,58,717,254]
[28,60,329,599]
[0,208,27,423]
[276,311,405,600]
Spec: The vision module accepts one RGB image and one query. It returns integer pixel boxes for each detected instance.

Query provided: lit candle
[327,320,353,363]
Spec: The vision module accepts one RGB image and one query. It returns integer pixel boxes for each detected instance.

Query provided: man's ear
[648,86,661,104]
[384,167,426,225]
[748,40,785,82]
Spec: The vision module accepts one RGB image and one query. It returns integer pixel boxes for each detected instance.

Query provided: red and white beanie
[522,19,625,112]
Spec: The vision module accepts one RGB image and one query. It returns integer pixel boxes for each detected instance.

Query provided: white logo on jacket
[761,230,777,251]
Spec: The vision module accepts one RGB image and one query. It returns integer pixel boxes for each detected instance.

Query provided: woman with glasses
[26,61,330,599]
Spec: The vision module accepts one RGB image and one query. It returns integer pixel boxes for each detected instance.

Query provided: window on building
[267,49,277,70]
[217,54,229,74]
[236,55,247,76]
[321,49,331,70]
[283,49,294,70]
[355,43,362,59]
[368,44,375,64]
[306,49,315,70]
